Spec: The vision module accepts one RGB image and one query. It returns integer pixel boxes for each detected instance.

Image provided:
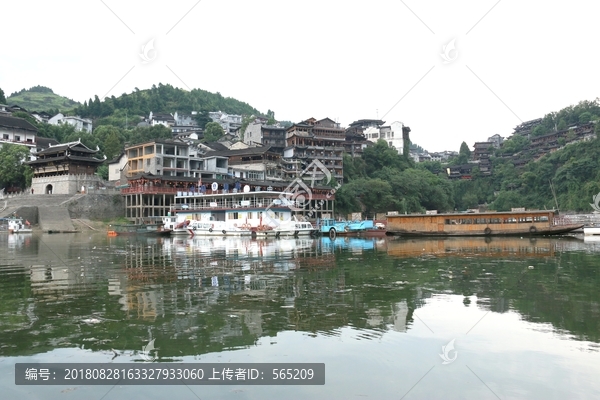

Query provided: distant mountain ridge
[7,85,81,112]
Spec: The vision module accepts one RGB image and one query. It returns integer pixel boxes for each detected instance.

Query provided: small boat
[0,217,33,234]
[107,223,171,236]
[318,218,375,236]
[583,227,600,236]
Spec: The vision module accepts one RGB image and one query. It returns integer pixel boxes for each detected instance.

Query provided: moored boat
[386,210,582,237]
[0,217,33,234]
[318,218,375,236]
[107,223,171,236]
[583,227,600,236]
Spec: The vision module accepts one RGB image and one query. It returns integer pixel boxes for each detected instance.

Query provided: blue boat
[318,218,374,235]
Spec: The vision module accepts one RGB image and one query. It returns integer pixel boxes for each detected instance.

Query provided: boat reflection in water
[383,236,572,258]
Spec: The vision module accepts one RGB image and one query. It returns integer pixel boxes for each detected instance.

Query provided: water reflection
[1,234,599,361]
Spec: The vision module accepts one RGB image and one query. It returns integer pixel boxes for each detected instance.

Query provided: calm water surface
[1,233,599,399]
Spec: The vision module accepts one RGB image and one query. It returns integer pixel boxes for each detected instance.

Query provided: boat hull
[388,224,583,237]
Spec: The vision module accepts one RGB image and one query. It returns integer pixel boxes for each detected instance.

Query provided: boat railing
[172,198,297,211]
[553,216,578,226]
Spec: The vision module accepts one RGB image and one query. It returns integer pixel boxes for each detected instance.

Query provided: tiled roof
[0,115,38,132]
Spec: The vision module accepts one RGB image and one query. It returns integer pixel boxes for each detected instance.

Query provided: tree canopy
[0,144,33,190]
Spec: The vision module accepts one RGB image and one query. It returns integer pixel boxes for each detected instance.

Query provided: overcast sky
[1,1,598,152]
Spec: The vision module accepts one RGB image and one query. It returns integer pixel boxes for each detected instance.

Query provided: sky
[1,0,598,152]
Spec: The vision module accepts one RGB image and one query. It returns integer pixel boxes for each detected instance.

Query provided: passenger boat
[162,186,317,237]
[0,218,33,234]
[386,210,583,237]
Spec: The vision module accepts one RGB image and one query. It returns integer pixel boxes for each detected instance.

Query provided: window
[2,134,8,139]
[15,135,20,141]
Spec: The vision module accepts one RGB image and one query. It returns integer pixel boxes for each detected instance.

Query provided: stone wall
[67,194,125,220]
[31,174,105,195]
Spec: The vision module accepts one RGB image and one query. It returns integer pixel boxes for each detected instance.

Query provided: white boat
[162,187,317,237]
[0,218,33,233]
[583,227,600,236]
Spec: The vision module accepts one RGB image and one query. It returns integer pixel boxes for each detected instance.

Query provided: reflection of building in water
[392,301,408,332]
[386,237,558,258]
[364,301,408,332]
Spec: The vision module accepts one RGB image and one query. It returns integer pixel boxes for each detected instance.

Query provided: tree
[103,131,123,161]
[0,144,33,189]
[96,165,109,180]
[459,141,471,159]
[203,122,225,142]
[557,119,567,131]
[0,87,6,104]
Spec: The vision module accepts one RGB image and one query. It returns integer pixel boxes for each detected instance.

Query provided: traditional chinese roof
[27,139,105,165]
[0,114,38,133]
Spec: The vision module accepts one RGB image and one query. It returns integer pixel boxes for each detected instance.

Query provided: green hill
[7,85,81,112]
[74,83,263,121]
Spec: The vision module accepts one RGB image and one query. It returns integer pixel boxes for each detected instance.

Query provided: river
[1,233,599,399]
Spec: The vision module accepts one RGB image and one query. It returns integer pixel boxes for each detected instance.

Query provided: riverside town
[2,84,600,399]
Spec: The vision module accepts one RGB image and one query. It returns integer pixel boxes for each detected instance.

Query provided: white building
[372,121,405,154]
[209,111,242,134]
[0,114,38,158]
[148,111,175,127]
[107,152,128,182]
[48,113,93,133]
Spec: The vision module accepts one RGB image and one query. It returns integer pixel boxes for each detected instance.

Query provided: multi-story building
[0,114,38,154]
[487,134,504,148]
[284,118,344,184]
[27,140,105,194]
[472,142,494,161]
[209,111,242,134]
[48,113,93,133]
[243,122,287,154]
[124,139,233,181]
[148,111,176,128]
[203,146,282,181]
[378,121,406,154]
[345,119,383,156]
[125,139,190,178]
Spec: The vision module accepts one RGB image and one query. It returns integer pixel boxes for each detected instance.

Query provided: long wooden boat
[386,210,582,237]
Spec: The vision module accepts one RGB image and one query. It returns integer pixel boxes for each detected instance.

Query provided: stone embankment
[1,193,125,233]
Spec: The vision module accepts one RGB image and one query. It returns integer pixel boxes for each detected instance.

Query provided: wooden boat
[386,210,582,237]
